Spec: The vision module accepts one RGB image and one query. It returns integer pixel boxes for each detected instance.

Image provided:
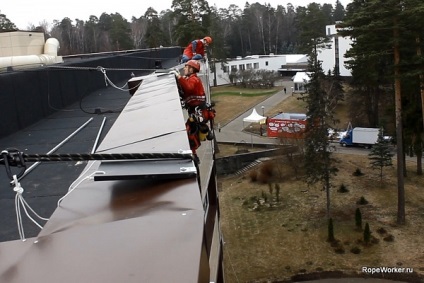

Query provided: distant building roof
[292,72,310,83]
[273,112,307,120]
[285,54,308,64]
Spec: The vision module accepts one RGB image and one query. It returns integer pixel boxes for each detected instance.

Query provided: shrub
[260,162,274,178]
[353,168,364,176]
[257,172,271,184]
[383,234,395,242]
[377,227,387,235]
[334,247,345,254]
[248,170,257,182]
[338,184,349,193]
[350,247,361,254]
[356,196,369,205]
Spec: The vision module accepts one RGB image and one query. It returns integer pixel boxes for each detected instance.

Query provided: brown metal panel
[39,177,203,235]
[0,209,206,283]
[96,73,189,154]
[0,157,208,282]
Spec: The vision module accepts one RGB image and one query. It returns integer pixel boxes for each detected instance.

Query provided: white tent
[243,108,266,124]
[292,72,310,93]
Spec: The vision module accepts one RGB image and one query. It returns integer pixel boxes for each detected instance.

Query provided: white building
[209,23,352,87]
[317,24,353,77]
[209,54,308,86]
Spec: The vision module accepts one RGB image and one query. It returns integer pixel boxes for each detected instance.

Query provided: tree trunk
[393,17,405,225]
[415,35,424,176]
[416,35,424,137]
[417,152,423,175]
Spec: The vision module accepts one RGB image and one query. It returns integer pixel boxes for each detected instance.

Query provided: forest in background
[0,0,346,57]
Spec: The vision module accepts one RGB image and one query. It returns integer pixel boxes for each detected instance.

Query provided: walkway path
[214,82,294,145]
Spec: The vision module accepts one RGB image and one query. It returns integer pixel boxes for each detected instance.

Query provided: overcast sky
[2,0,352,30]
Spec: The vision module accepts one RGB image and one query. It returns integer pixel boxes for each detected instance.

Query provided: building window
[265,61,269,66]
[239,64,245,71]
[246,63,252,69]
[223,66,229,73]
[231,65,237,72]
[254,63,259,69]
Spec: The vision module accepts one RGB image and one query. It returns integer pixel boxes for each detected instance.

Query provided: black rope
[1,149,27,180]
[1,151,193,170]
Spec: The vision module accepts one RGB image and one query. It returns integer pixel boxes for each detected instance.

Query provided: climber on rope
[169,60,215,163]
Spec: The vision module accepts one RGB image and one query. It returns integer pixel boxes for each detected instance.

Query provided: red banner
[267,118,306,138]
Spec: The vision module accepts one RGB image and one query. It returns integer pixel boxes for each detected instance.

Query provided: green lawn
[211,85,283,97]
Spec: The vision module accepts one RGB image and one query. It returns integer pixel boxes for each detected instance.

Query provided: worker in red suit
[172,60,206,113]
[169,60,214,163]
[181,36,212,63]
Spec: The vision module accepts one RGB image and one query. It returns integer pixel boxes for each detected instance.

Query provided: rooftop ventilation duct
[0,38,63,71]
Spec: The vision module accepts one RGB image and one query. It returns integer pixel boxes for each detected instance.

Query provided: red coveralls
[178,73,206,111]
[182,40,206,60]
[178,73,207,157]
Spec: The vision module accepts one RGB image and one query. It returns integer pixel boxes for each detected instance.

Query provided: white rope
[12,175,49,241]
[57,164,105,206]
[97,66,132,91]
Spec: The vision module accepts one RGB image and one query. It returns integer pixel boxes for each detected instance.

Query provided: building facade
[317,24,353,77]
[209,54,308,86]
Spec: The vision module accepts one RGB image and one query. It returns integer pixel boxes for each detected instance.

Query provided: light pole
[260,106,265,136]
[250,125,253,148]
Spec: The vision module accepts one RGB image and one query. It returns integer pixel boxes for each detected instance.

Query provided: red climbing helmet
[203,36,212,45]
[186,60,200,72]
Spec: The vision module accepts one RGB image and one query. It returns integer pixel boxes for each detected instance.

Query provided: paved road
[214,81,294,145]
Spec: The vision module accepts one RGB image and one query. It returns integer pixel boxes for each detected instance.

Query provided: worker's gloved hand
[169,70,180,78]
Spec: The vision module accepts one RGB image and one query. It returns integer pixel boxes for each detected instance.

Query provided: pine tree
[302,55,339,219]
[368,128,393,183]
[171,0,211,46]
[355,208,362,230]
[363,222,371,245]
